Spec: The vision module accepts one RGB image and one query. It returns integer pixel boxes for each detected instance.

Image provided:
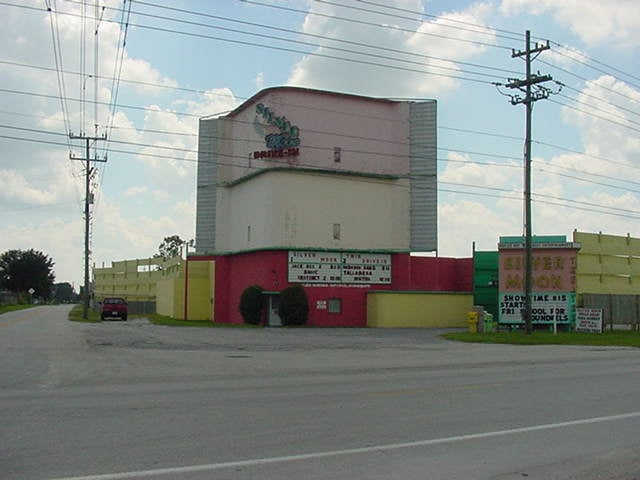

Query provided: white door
[268,295,282,327]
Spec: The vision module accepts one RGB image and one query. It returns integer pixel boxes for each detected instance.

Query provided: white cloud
[255,72,265,90]
[287,1,496,97]
[119,57,178,95]
[439,200,515,255]
[91,196,194,269]
[0,161,82,208]
[153,190,170,202]
[124,186,148,197]
[178,88,238,119]
[560,75,640,178]
[500,0,640,47]
[441,151,514,186]
[0,3,206,285]
[0,217,84,289]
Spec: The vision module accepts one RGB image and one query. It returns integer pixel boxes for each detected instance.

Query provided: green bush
[278,284,309,326]
[239,285,264,325]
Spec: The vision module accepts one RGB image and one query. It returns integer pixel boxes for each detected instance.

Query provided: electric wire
[5,126,638,219]
[3,103,640,183]
[240,0,514,51]
[550,42,640,88]
[46,0,72,143]
[5,0,638,132]
[539,58,640,106]
[332,0,524,41]
[1,124,640,221]
[2,0,636,223]
[33,1,508,85]
[129,0,522,77]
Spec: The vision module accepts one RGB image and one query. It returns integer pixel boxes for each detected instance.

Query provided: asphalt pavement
[1,305,639,480]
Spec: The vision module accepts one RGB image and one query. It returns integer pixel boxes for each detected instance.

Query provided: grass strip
[0,304,36,315]
[68,304,101,323]
[442,330,640,347]
[142,313,259,328]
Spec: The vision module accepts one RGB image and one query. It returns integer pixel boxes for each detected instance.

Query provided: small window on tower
[334,147,341,163]
[333,223,341,240]
[247,225,251,242]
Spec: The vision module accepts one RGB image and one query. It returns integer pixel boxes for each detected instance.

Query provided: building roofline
[213,86,434,120]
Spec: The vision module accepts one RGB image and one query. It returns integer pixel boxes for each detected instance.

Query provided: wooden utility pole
[70,133,106,319]
[504,31,553,334]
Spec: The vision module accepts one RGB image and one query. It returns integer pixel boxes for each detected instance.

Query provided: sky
[0,0,639,290]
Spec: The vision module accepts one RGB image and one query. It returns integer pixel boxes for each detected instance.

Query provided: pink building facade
[194,87,471,326]
[196,251,471,327]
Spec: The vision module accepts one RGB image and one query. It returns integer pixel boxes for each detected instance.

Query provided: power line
[4,0,637,98]
[3,101,635,178]
[539,58,640,105]
[338,0,524,41]
[129,0,521,77]
[240,0,514,51]
[46,0,72,141]
[105,0,132,155]
[30,1,508,86]
[4,118,640,191]
[4,4,638,136]
[549,43,640,88]
[547,97,640,135]
[557,83,640,121]
[0,126,634,217]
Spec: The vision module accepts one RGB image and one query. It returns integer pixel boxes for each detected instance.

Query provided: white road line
[51,410,640,480]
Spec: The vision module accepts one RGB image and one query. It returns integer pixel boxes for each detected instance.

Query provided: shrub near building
[239,285,264,325]
[279,284,309,326]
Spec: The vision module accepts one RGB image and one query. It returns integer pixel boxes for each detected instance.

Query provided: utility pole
[70,132,107,319]
[501,31,555,334]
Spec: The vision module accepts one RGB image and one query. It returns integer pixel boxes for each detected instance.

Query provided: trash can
[467,311,479,333]
[484,313,495,333]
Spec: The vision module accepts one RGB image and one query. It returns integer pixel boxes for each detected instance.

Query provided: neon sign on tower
[253,103,301,160]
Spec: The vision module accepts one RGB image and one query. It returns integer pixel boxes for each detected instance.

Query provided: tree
[155,235,185,260]
[0,249,55,300]
[278,284,309,326]
[52,282,78,303]
[239,285,264,325]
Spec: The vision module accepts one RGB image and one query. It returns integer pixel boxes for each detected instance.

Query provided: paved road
[1,305,639,479]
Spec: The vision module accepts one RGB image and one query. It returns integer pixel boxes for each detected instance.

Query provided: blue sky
[0,0,639,288]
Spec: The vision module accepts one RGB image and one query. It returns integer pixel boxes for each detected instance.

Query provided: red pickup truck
[100,297,128,321]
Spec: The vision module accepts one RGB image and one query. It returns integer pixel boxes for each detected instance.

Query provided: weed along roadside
[442,330,640,348]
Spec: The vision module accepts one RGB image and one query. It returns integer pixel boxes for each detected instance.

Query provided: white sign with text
[288,251,391,284]
[575,308,603,333]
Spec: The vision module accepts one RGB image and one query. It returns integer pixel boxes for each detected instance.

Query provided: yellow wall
[367,292,473,328]
[574,231,640,295]
[93,257,182,302]
[94,257,214,321]
[156,277,181,318]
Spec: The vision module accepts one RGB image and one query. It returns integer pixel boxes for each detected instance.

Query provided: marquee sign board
[498,243,579,325]
[288,251,391,284]
[499,292,574,325]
